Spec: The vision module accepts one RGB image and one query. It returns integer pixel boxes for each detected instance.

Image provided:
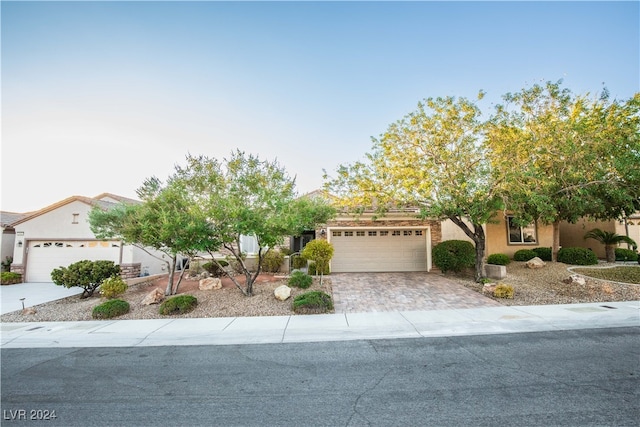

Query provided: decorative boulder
[274,285,292,301]
[199,277,222,290]
[526,257,546,269]
[482,283,497,295]
[141,288,165,305]
[562,274,586,286]
[22,307,37,315]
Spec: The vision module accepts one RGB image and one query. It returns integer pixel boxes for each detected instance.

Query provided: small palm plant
[584,228,637,263]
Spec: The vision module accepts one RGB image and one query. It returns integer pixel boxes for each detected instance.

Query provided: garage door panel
[330,229,429,273]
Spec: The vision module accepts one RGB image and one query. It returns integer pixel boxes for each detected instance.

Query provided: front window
[507,217,537,244]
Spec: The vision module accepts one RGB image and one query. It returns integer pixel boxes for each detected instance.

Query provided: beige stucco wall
[485,214,554,258]
[560,214,640,259]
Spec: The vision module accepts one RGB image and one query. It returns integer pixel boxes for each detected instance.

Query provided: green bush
[1,256,13,272]
[532,247,552,261]
[493,284,514,299]
[308,262,330,276]
[159,295,198,315]
[261,250,285,273]
[615,248,638,262]
[432,240,475,273]
[92,299,130,319]
[288,270,313,289]
[1,271,22,285]
[99,276,128,299]
[557,247,598,265]
[301,240,334,277]
[293,291,333,314]
[513,249,537,262]
[486,253,510,265]
[51,260,121,298]
[291,254,307,269]
[202,260,229,277]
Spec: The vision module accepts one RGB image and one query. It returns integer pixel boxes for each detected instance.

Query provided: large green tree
[487,81,640,261]
[325,94,503,281]
[171,151,336,296]
[89,177,210,295]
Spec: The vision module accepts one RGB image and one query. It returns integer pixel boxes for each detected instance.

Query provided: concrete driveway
[331,272,502,313]
[0,282,83,315]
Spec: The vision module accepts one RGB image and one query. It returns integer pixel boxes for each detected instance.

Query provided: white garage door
[26,241,121,282]
[330,228,430,273]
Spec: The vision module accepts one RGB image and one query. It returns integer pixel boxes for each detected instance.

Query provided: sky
[2,1,638,213]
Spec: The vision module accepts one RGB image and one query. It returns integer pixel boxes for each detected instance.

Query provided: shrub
[261,250,285,273]
[493,284,514,299]
[51,260,121,298]
[532,247,552,261]
[513,249,537,262]
[557,247,598,266]
[99,276,128,299]
[293,291,333,314]
[432,240,475,273]
[301,240,334,277]
[1,271,22,285]
[1,256,13,272]
[159,295,198,315]
[202,260,229,277]
[615,248,638,262]
[308,262,330,276]
[291,254,307,270]
[486,253,510,265]
[288,270,312,289]
[92,299,130,319]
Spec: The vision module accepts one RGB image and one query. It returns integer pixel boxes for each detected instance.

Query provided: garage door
[330,228,430,273]
[26,241,121,282]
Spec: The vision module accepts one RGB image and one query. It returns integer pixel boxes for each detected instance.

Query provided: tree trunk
[447,215,486,282]
[164,258,175,296]
[605,245,615,263]
[552,220,561,262]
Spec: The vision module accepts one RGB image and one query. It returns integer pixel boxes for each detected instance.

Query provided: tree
[171,151,336,296]
[301,239,334,285]
[89,178,210,295]
[325,94,503,281]
[487,80,640,261]
[584,228,637,263]
[51,260,120,299]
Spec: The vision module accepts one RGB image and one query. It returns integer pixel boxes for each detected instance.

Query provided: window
[415,230,423,236]
[356,231,365,236]
[403,230,413,236]
[72,213,79,224]
[332,231,342,237]
[344,231,353,237]
[392,230,401,236]
[368,231,377,236]
[240,235,259,255]
[507,217,537,244]
[379,231,389,236]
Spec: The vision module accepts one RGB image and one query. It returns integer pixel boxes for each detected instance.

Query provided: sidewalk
[1,301,638,348]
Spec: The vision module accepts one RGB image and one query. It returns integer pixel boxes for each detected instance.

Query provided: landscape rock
[562,274,586,286]
[526,257,546,269]
[199,278,222,290]
[22,307,37,315]
[274,285,291,301]
[482,283,497,295]
[141,288,165,305]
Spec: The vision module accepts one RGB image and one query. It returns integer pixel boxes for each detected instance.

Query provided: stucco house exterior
[7,193,173,282]
[559,212,640,259]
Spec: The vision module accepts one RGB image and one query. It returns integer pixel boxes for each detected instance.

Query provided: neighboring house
[441,213,554,259]
[7,193,174,282]
[559,212,640,259]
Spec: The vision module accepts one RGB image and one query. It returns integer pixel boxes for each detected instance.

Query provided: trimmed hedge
[513,249,537,262]
[615,248,638,262]
[288,270,312,289]
[293,291,333,314]
[92,299,130,319]
[159,295,198,315]
[532,247,552,261]
[432,240,475,273]
[557,247,598,266]
[99,276,128,299]
[486,253,510,266]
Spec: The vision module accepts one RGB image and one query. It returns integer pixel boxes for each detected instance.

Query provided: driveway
[0,282,83,315]
[331,272,502,313]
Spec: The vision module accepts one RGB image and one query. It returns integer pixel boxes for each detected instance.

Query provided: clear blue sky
[2,1,638,213]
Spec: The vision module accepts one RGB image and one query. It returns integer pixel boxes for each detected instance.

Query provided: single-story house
[1,211,30,269]
[559,212,640,259]
[6,193,176,282]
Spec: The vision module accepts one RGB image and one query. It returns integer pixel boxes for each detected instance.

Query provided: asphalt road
[2,327,639,426]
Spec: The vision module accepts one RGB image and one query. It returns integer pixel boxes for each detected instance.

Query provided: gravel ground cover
[449,261,640,306]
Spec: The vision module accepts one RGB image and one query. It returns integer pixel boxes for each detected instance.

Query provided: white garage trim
[25,240,122,282]
[328,226,431,273]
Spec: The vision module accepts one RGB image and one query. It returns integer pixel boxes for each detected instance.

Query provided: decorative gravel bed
[449,261,640,306]
[0,274,333,323]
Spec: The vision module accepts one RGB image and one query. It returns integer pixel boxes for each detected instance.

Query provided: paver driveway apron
[331,272,502,313]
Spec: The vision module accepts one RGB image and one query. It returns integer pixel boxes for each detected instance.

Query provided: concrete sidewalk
[1,301,638,348]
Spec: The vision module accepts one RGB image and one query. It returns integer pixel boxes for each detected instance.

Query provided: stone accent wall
[326,219,442,247]
[10,264,24,276]
[120,263,141,279]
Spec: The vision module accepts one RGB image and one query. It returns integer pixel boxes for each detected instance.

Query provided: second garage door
[329,228,430,273]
